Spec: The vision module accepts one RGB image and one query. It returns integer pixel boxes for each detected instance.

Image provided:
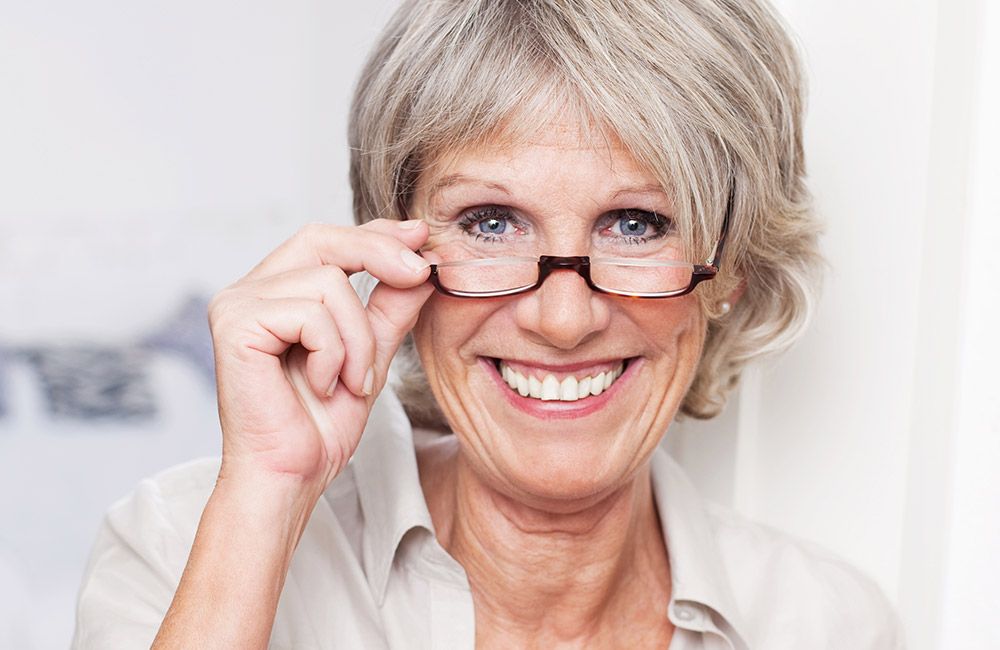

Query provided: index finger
[243,219,431,288]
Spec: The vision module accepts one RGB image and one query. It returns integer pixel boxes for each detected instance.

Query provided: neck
[417,436,672,646]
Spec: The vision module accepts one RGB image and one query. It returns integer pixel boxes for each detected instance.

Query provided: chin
[442,352,674,506]
[469,413,659,509]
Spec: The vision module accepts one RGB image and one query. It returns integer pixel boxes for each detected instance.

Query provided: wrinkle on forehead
[419,159,671,223]
[415,118,669,213]
[417,90,628,180]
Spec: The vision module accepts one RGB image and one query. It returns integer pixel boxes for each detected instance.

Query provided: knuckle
[207,290,238,329]
[307,304,341,342]
[322,336,347,368]
[366,300,405,339]
[306,299,333,323]
[212,298,258,337]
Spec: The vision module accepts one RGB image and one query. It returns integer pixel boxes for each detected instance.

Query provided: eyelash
[600,209,673,245]
[456,206,525,243]
[456,206,673,244]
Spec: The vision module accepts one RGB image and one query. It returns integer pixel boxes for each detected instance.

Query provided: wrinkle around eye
[421,181,518,221]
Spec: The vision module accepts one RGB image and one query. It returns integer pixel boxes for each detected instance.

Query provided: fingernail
[400,249,429,272]
[363,367,374,396]
[399,219,423,230]
[325,376,339,397]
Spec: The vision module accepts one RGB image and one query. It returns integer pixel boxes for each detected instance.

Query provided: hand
[207,218,434,489]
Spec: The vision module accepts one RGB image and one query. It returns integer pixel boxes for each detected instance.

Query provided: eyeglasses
[427,196,732,299]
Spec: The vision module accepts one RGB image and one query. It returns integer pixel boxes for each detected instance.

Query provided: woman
[74,1,902,648]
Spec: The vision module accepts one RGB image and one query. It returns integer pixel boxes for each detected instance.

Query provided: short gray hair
[349,0,821,425]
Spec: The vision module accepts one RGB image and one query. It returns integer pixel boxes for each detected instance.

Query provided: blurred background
[1,0,996,648]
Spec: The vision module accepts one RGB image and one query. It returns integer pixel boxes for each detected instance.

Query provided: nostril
[513,274,611,351]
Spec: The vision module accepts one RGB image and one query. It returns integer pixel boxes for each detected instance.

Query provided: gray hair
[349,0,822,426]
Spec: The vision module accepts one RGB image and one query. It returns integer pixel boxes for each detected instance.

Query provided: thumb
[365,279,435,396]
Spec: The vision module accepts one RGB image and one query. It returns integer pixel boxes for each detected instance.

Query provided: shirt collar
[348,389,435,605]
[349,392,749,646]
[650,447,750,648]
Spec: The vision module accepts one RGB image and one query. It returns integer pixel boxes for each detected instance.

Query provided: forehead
[415,118,670,211]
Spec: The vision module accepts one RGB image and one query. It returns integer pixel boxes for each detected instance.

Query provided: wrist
[153,465,323,649]
[211,464,326,553]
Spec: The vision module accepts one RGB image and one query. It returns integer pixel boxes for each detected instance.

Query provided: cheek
[411,298,447,374]
[412,296,498,376]
[626,296,706,354]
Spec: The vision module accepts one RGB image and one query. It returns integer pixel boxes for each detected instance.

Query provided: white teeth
[560,376,579,401]
[542,375,559,402]
[541,375,560,401]
[528,375,542,399]
[590,373,605,396]
[516,373,529,397]
[497,361,626,402]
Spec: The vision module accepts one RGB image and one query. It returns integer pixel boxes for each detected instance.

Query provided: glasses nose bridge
[535,255,593,290]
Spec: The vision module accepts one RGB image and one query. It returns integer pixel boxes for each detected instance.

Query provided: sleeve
[71,460,217,650]
[789,538,908,650]
[835,568,907,650]
[709,503,908,649]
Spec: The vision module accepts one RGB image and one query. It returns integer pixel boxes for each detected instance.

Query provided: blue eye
[605,210,670,243]
[457,206,520,242]
[617,215,648,236]
[479,217,507,234]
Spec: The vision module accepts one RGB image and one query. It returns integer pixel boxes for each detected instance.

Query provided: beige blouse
[73,391,904,649]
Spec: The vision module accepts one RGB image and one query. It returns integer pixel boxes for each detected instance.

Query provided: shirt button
[673,604,696,622]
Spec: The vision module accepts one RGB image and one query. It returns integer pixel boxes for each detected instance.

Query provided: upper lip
[488,356,633,373]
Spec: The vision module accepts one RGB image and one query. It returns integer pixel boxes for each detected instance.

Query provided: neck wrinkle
[445,453,671,645]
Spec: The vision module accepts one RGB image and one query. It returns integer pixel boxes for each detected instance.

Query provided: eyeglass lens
[433,258,695,295]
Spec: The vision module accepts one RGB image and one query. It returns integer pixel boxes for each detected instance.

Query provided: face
[410,120,708,510]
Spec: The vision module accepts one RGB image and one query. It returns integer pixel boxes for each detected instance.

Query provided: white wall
[1,1,994,648]
[749,0,937,600]
[678,2,996,649]
[939,0,1000,645]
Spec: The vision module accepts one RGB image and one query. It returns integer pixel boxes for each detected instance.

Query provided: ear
[713,278,746,317]
[727,278,747,306]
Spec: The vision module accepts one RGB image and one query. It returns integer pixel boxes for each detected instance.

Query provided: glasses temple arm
[706,184,735,269]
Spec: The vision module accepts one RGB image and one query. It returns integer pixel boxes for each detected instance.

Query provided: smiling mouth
[490,358,630,402]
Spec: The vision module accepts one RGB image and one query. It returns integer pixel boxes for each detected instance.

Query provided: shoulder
[704,502,905,649]
[73,458,223,648]
[100,456,365,564]
[100,457,222,574]
[75,458,369,649]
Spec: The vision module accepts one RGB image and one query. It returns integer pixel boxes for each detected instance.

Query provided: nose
[514,266,611,349]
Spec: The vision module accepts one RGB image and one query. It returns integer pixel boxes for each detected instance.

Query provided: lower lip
[480,357,638,420]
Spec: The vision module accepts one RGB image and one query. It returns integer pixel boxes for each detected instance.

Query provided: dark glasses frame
[427,192,733,299]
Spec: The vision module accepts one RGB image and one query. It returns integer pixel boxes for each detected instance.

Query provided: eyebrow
[426,174,512,204]
[429,175,667,202]
[611,184,669,199]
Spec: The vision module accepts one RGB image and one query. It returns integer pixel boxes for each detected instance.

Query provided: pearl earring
[719,301,731,314]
